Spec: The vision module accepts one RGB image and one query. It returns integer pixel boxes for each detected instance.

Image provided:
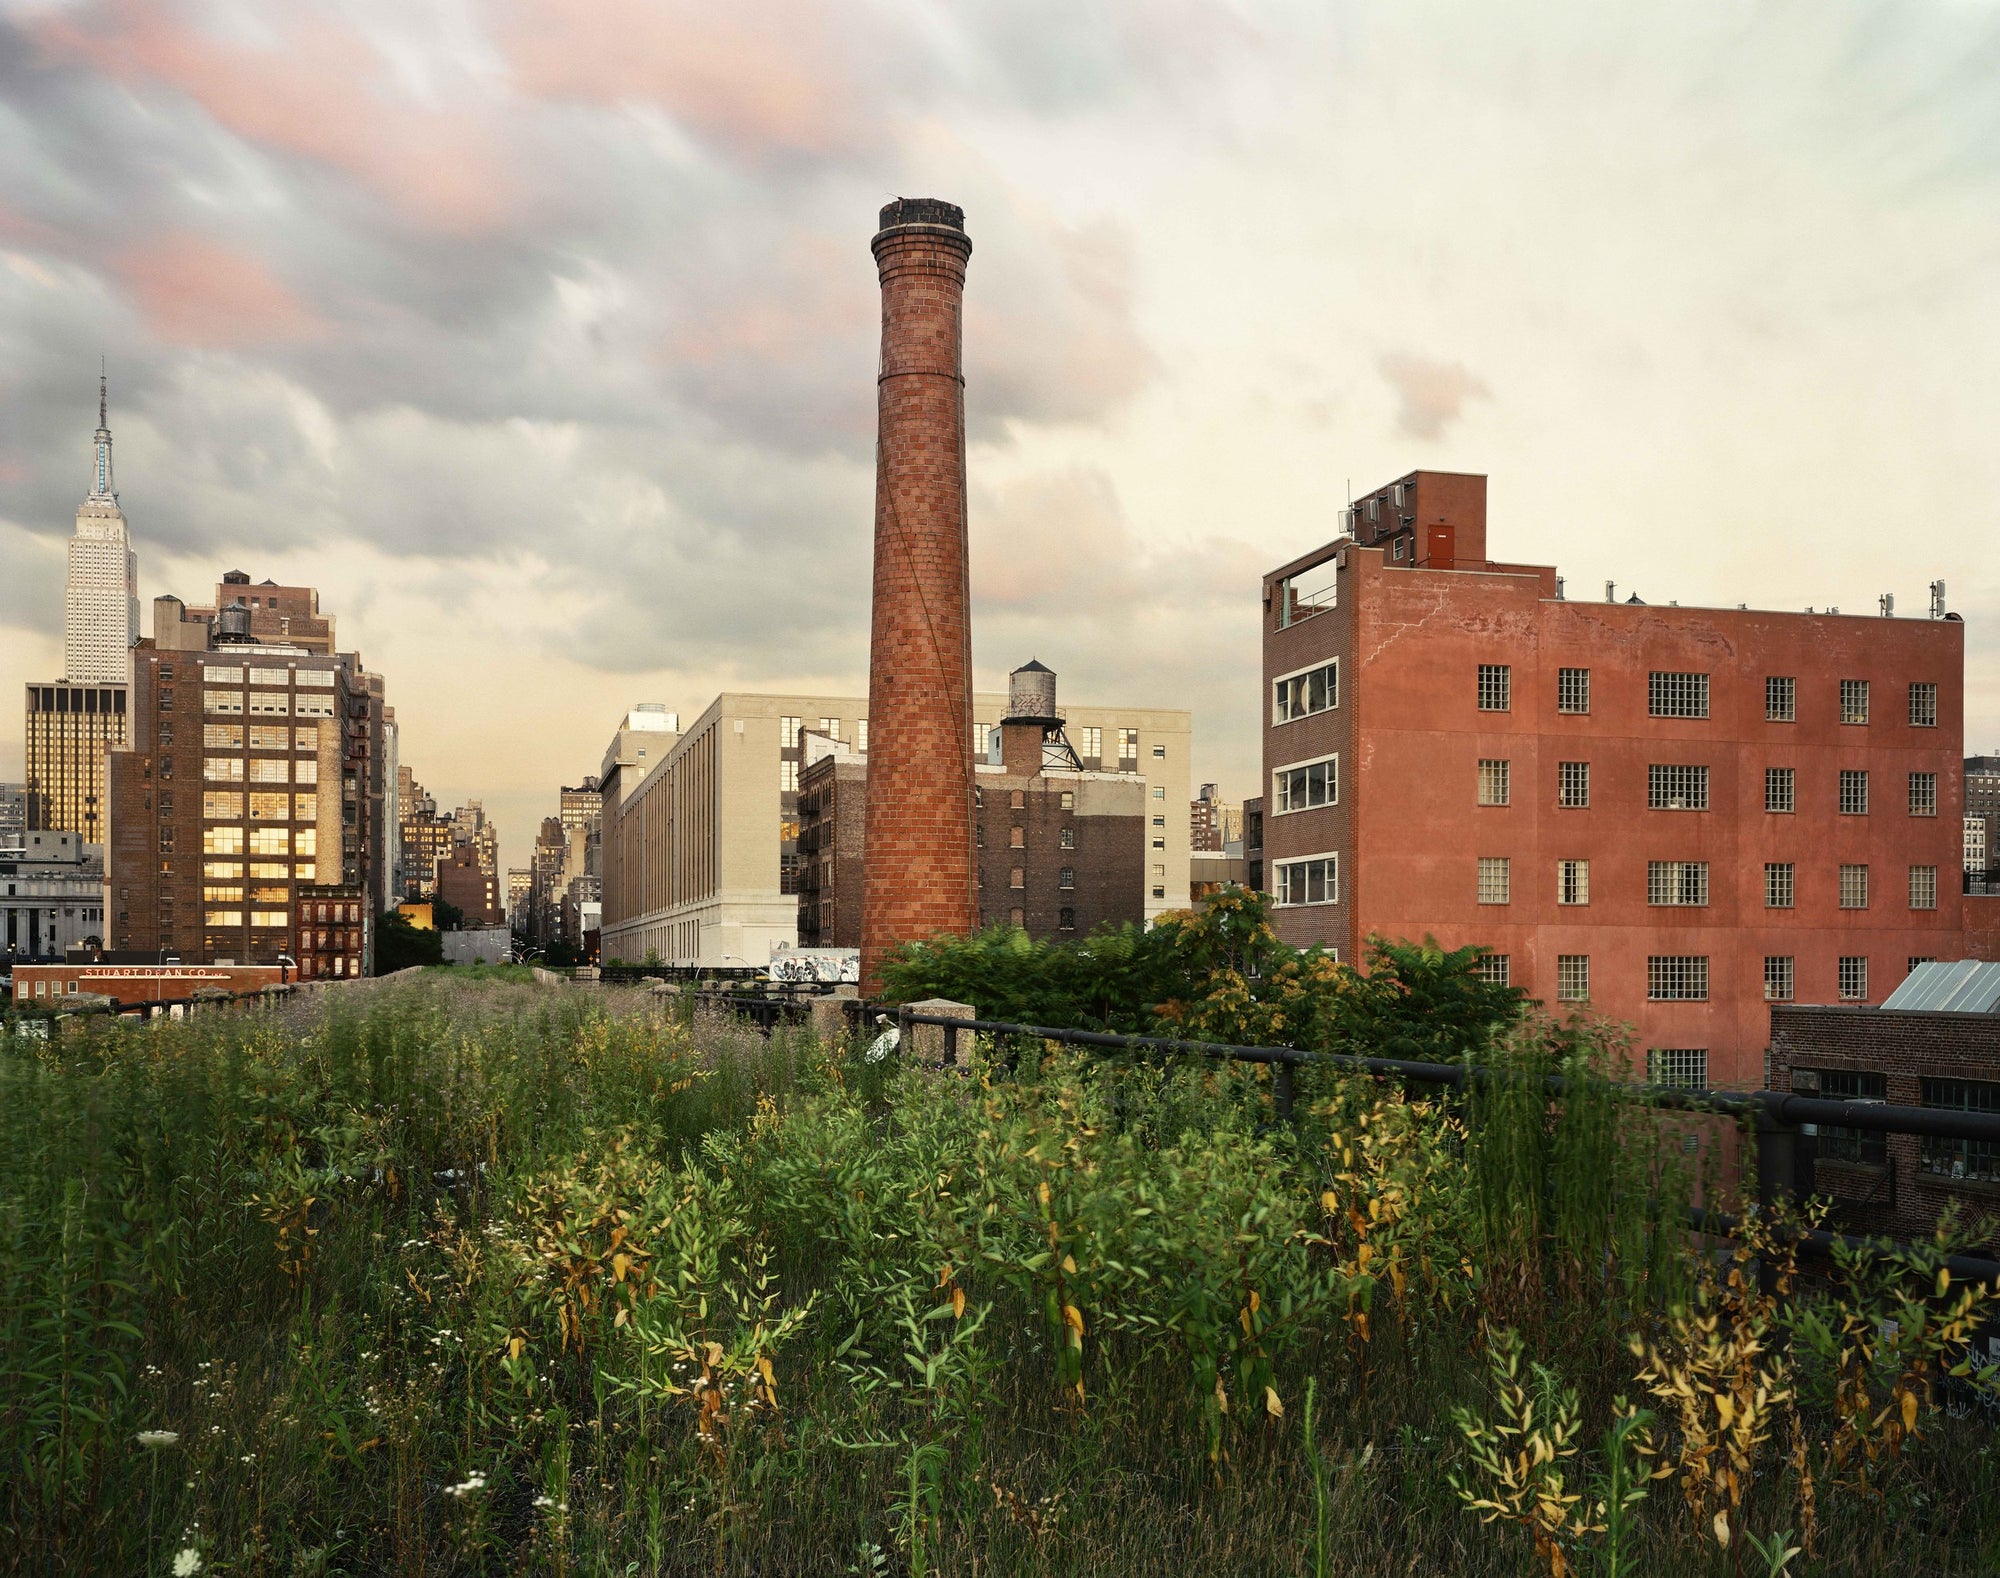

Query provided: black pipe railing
[894,1009,2000,1286]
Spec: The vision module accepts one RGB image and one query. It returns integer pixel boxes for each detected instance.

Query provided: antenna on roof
[1879,593,1894,617]
[1930,580,1947,619]
[1605,580,1615,603]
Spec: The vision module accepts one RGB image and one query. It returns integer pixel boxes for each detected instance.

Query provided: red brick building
[12,961,284,1006]
[1262,471,1966,1089]
[860,198,979,988]
[436,846,503,927]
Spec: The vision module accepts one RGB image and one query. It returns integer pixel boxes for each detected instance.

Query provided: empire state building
[24,376,138,845]
[65,375,140,683]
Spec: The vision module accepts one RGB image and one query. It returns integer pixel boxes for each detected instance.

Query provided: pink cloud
[115,234,323,346]
[1377,353,1491,442]
[493,0,892,167]
[30,0,516,234]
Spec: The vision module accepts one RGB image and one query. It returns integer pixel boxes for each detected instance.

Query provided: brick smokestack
[860,198,978,990]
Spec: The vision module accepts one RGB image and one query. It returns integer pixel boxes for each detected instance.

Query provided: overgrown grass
[2,978,1995,1575]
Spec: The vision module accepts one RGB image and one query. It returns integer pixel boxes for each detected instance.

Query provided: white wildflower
[172,1549,202,1576]
[444,1472,488,1499]
[136,1430,180,1448]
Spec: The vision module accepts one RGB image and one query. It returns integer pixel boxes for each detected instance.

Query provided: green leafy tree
[374,909,443,973]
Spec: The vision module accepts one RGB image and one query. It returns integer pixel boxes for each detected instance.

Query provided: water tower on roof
[1000,659,1083,772]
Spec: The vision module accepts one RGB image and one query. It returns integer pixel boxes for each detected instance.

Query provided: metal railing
[896,1009,2000,1285]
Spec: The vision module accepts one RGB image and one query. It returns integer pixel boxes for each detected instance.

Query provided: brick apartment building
[102,592,394,977]
[436,846,503,927]
[796,738,867,949]
[1262,471,1966,1089]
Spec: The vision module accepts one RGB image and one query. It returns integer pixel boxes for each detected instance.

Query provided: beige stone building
[600,688,1192,966]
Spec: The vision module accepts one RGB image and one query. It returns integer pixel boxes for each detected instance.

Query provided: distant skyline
[3,0,1997,866]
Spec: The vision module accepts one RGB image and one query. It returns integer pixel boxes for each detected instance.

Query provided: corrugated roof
[1881,960,2000,1013]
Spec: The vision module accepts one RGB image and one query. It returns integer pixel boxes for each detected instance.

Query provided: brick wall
[1766,1004,2000,1252]
[860,199,979,987]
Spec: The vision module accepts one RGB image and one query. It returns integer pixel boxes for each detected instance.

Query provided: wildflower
[136,1430,180,1448]
[173,1550,202,1576]
[444,1472,488,1499]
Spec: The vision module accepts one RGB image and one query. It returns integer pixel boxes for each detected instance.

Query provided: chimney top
[877,197,965,234]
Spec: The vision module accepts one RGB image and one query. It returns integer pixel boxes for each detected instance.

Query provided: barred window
[1908,682,1938,728]
[1477,759,1511,807]
[1557,667,1590,714]
[1649,672,1709,718]
[1473,954,1510,986]
[1909,865,1938,910]
[1477,664,1511,711]
[1648,956,1709,1000]
[1919,1078,2000,1183]
[1557,859,1590,906]
[1908,957,1936,975]
[1477,857,1511,905]
[1908,772,1937,816]
[1274,661,1339,723]
[779,760,799,792]
[1276,855,1338,906]
[1059,827,1075,849]
[1648,1049,1708,1089]
[1766,676,1795,722]
[1811,1069,1888,1166]
[1556,955,1590,1002]
[1557,761,1590,809]
[1648,860,1709,906]
[1840,679,1870,724]
[1839,864,1869,909]
[1765,767,1795,813]
[1765,863,1794,908]
[1275,755,1338,813]
[1648,764,1709,810]
[1764,956,1794,1002]
[1059,867,1075,890]
[1839,770,1868,815]
[1078,727,1101,761]
[1838,956,1868,1000]
[1059,907,1075,932]
[1117,727,1140,764]
[781,716,802,749]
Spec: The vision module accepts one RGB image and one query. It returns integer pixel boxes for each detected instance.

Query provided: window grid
[1476,664,1511,712]
[1839,769,1869,815]
[1840,679,1870,725]
[1477,759,1511,807]
[1766,767,1795,814]
[1765,863,1794,909]
[1274,755,1338,814]
[1649,671,1710,718]
[1908,772,1937,817]
[1838,956,1868,1001]
[1647,860,1709,907]
[1810,1070,1888,1166]
[1908,683,1938,728]
[1766,676,1796,722]
[1557,859,1589,906]
[1839,864,1869,909]
[1764,956,1794,1002]
[1477,857,1511,905]
[1557,668,1590,715]
[1274,661,1339,724]
[1648,1049,1709,1089]
[1557,761,1590,809]
[1648,956,1709,1001]
[1276,855,1338,906]
[1648,764,1710,810]
[1909,865,1938,910]
[1555,955,1589,1002]
[1919,1079,2000,1183]
[1473,954,1510,986]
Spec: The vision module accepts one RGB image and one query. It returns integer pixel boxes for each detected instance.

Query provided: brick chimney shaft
[860,199,979,990]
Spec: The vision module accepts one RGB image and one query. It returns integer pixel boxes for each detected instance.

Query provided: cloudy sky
[3,0,1997,867]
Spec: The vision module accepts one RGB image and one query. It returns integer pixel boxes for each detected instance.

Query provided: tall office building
[25,378,138,843]
[65,375,139,685]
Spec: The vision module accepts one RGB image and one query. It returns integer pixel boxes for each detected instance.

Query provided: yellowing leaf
[1061,1254,1077,1276]
[1264,1385,1284,1419]
[1038,1181,1052,1208]
[1715,1393,1734,1428]
[507,1336,525,1361]
[1901,1389,1919,1432]
[611,1253,632,1282]
[951,1286,967,1320]
[1320,1190,1339,1214]
[1713,1511,1730,1547]
[1214,1375,1229,1414]
[1063,1303,1085,1338]
[1249,1290,1261,1315]
[757,1355,777,1398]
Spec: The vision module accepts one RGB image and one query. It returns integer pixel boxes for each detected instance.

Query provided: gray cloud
[1377,353,1491,443]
